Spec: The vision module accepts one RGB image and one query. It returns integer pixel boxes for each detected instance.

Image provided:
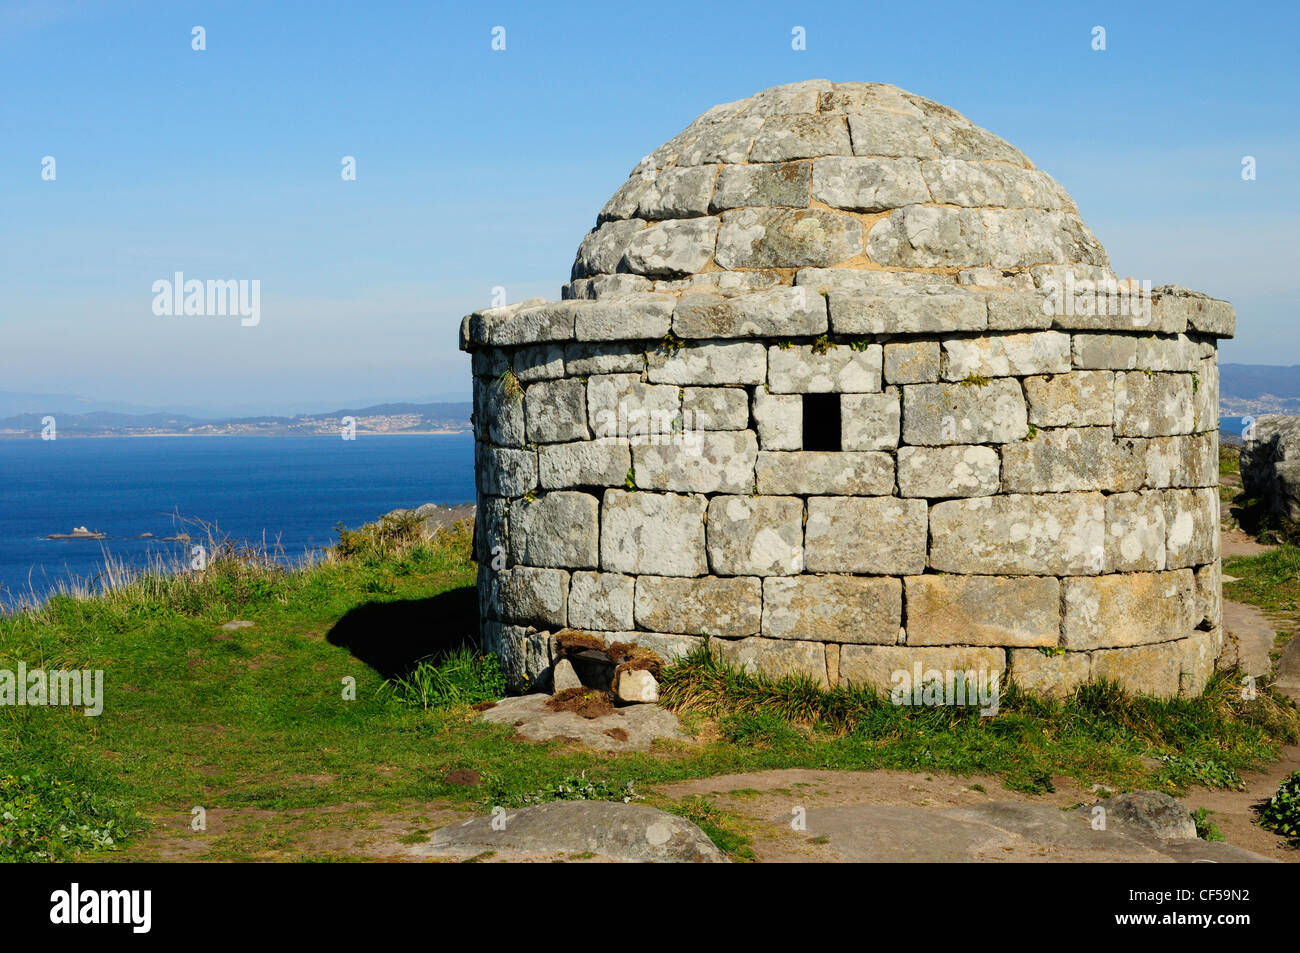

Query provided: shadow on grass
[326,584,478,680]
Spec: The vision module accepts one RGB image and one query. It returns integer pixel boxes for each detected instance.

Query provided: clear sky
[1,0,1296,415]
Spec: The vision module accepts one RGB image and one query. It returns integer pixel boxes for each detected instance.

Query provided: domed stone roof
[568,80,1111,300]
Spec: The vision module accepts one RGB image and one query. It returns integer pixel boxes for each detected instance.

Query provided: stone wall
[461,279,1233,699]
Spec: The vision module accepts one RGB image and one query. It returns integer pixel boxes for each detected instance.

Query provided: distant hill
[1219,364,1300,416]
[0,402,472,438]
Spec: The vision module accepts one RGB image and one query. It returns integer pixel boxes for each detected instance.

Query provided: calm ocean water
[0,434,475,607]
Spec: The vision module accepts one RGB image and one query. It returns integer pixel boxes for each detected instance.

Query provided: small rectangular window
[802,393,841,451]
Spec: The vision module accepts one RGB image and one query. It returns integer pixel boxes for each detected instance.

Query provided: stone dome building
[460,80,1234,700]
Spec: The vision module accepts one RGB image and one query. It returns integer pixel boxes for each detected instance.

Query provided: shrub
[1258,770,1300,845]
[0,773,140,862]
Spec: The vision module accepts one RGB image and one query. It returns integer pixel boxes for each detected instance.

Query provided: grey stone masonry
[463,80,1233,701]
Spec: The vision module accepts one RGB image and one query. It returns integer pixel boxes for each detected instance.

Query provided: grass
[1,509,1298,861]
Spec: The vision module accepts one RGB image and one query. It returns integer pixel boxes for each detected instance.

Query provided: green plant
[380,647,506,711]
[1025,424,1038,441]
[811,334,836,355]
[0,773,141,862]
[660,330,686,351]
[960,374,992,387]
[624,467,637,490]
[494,368,524,403]
[668,796,756,861]
[1190,807,1224,841]
[849,339,872,352]
[492,771,643,807]
[1258,770,1300,844]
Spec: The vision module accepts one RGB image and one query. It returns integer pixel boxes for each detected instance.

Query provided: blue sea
[0,434,475,607]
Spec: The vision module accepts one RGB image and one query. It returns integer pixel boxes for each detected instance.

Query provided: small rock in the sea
[615,669,659,704]
[551,658,583,693]
[221,620,255,631]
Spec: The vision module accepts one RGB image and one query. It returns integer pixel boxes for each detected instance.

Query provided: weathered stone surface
[841,390,901,450]
[567,571,635,631]
[905,575,1059,647]
[829,288,987,335]
[711,162,810,210]
[768,343,882,393]
[1144,432,1218,488]
[646,341,766,385]
[1090,642,1182,698]
[795,267,946,295]
[600,490,707,576]
[1104,491,1167,572]
[1193,357,1218,433]
[1071,333,1139,370]
[1194,558,1221,631]
[425,801,725,862]
[867,207,1106,269]
[597,174,653,223]
[804,497,927,574]
[846,110,936,158]
[929,492,1105,575]
[749,114,852,162]
[942,331,1071,380]
[1088,791,1197,840]
[524,378,588,443]
[571,294,675,342]
[839,645,1006,694]
[482,622,552,692]
[636,166,716,219]
[476,376,525,447]
[920,158,1070,209]
[615,668,660,703]
[901,379,1028,445]
[706,495,804,576]
[622,218,719,278]
[756,451,894,495]
[1153,286,1236,338]
[551,657,582,693]
[713,637,829,688]
[811,156,930,211]
[752,391,801,449]
[1112,371,1190,439]
[635,575,761,637]
[1161,487,1218,569]
[656,270,784,298]
[585,374,680,437]
[473,495,507,564]
[884,340,940,384]
[1009,649,1090,699]
[715,208,863,269]
[476,445,538,497]
[500,567,569,629]
[1001,426,1124,493]
[1061,570,1196,650]
[676,115,765,165]
[923,116,1030,163]
[633,430,758,494]
[985,290,1053,330]
[573,220,643,277]
[508,491,599,569]
[1180,627,1216,696]
[762,575,901,644]
[1135,334,1200,373]
[672,287,826,339]
[513,344,565,382]
[682,387,748,430]
[896,445,999,498]
[538,439,631,489]
[1241,414,1300,522]
[1023,370,1114,427]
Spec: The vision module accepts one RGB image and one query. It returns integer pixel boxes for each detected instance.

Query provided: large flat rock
[418,802,728,863]
[480,693,690,752]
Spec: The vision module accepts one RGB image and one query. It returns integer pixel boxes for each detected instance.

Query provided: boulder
[1241,414,1300,522]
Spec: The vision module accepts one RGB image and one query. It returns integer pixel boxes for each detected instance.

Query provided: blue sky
[1,0,1296,414]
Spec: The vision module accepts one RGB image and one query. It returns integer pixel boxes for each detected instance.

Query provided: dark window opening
[802,393,841,451]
